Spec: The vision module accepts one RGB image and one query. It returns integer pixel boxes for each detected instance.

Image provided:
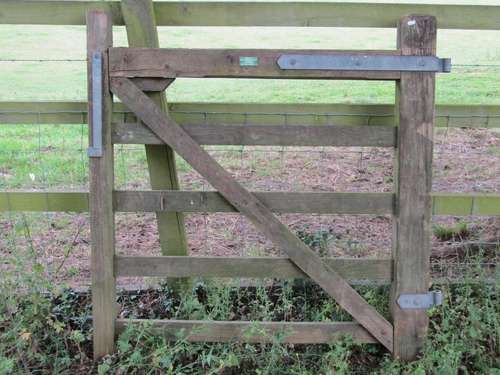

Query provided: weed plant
[0,226,498,374]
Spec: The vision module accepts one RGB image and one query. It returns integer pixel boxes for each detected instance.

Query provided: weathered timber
[1,191,498,216]
[3,1,500,30]
[392,15,436,361]
[112,123,396,146]
[0,192,89,212]
[2,101,500,129]
[110,77,394,351]
[113,190,393,215]
[121,0,189,261]
[115,320,377,344]
[0,0,123,25]
[108,48,402,80]
[115,256,392,283]
[432,193,500,216]
[164,103,500,128]
[130,78,174,91]
[87,10,115,358]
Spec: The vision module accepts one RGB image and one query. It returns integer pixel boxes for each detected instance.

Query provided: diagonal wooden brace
[110,76,394,351]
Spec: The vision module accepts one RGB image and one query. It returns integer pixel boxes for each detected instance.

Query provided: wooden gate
[87,11,448,361]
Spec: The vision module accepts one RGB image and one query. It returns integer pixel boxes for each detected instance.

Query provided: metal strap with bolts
[278,55,452,73]
[397,291,443,310]
[87,52,103,158]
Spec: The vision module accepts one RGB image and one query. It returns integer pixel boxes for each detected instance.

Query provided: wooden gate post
[120,0,189,275]
[392,15,436,361]
[87,10,115,358]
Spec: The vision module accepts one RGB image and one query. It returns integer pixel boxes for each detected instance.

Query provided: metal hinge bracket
[397,291,443,310]
[87,52,103,158]
[277,54,451,73]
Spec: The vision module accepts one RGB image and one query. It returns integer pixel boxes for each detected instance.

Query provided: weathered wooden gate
[87,11,450,361]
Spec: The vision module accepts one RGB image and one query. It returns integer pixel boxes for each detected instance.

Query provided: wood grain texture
[87,10,115,359]
[0,0,123,25]
[116,319,377,344]
[0,192,89,212]
[392,15,436,361]
[115,256,392,284]
[110,77,394,351]
[113,190,394,215]
[121,0,189,260]
[130,78,174,91]
[112,123,396,146]
[1,191,498,216]
[2,101,500,129]
[432,193,500,216]
[4,1,500,30]
[109,48,402,81]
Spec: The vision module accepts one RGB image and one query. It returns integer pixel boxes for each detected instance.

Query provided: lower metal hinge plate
[397,291,443,310]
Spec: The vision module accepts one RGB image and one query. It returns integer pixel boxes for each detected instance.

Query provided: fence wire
[0,58,499,289]
[1,117,498,288]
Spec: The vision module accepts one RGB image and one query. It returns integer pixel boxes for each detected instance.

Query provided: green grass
[1,16,500,191]
[433,222,471,242]
[1,25,500,103]
[0,125,87,189]
[1,20,500,191]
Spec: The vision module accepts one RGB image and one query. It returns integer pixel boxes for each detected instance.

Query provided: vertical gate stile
[87,10,115,359]
[392,15,437,361]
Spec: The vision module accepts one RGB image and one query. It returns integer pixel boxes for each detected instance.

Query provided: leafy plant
[296,228,336,257]
[0,229,498,374]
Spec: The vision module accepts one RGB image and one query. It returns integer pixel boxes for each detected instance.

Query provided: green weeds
[1,255,498,374]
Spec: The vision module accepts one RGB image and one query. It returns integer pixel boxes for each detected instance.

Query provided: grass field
[1,22,499,189]
[2,25,500,103]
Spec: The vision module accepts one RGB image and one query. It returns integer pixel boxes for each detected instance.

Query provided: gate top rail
[108,48,451,81]
[2,1,500,30]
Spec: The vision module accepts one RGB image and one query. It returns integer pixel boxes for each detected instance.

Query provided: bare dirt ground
[1,128,498,289]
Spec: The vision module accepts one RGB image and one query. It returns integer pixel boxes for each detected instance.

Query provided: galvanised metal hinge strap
[88,52,103,158]
[278,55,452,73]
[397,291,443,310]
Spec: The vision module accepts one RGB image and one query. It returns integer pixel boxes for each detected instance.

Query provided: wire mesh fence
[0,51,499,288]
[1,108,498,289]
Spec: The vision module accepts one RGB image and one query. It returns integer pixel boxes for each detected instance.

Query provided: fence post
[120,0,189,285]
[392,15,436,360]
[87,10,115,358]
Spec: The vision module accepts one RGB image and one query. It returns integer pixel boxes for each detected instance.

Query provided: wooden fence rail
[115,320,378,344]
[114,256,392,283]
[2,101,500,128]
[1,191,499,216]
[3,1,500,29]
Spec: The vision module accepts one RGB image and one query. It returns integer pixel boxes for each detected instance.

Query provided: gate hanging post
[87,10,115,358]
[392,15,436,361]
[120,0,189,286]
